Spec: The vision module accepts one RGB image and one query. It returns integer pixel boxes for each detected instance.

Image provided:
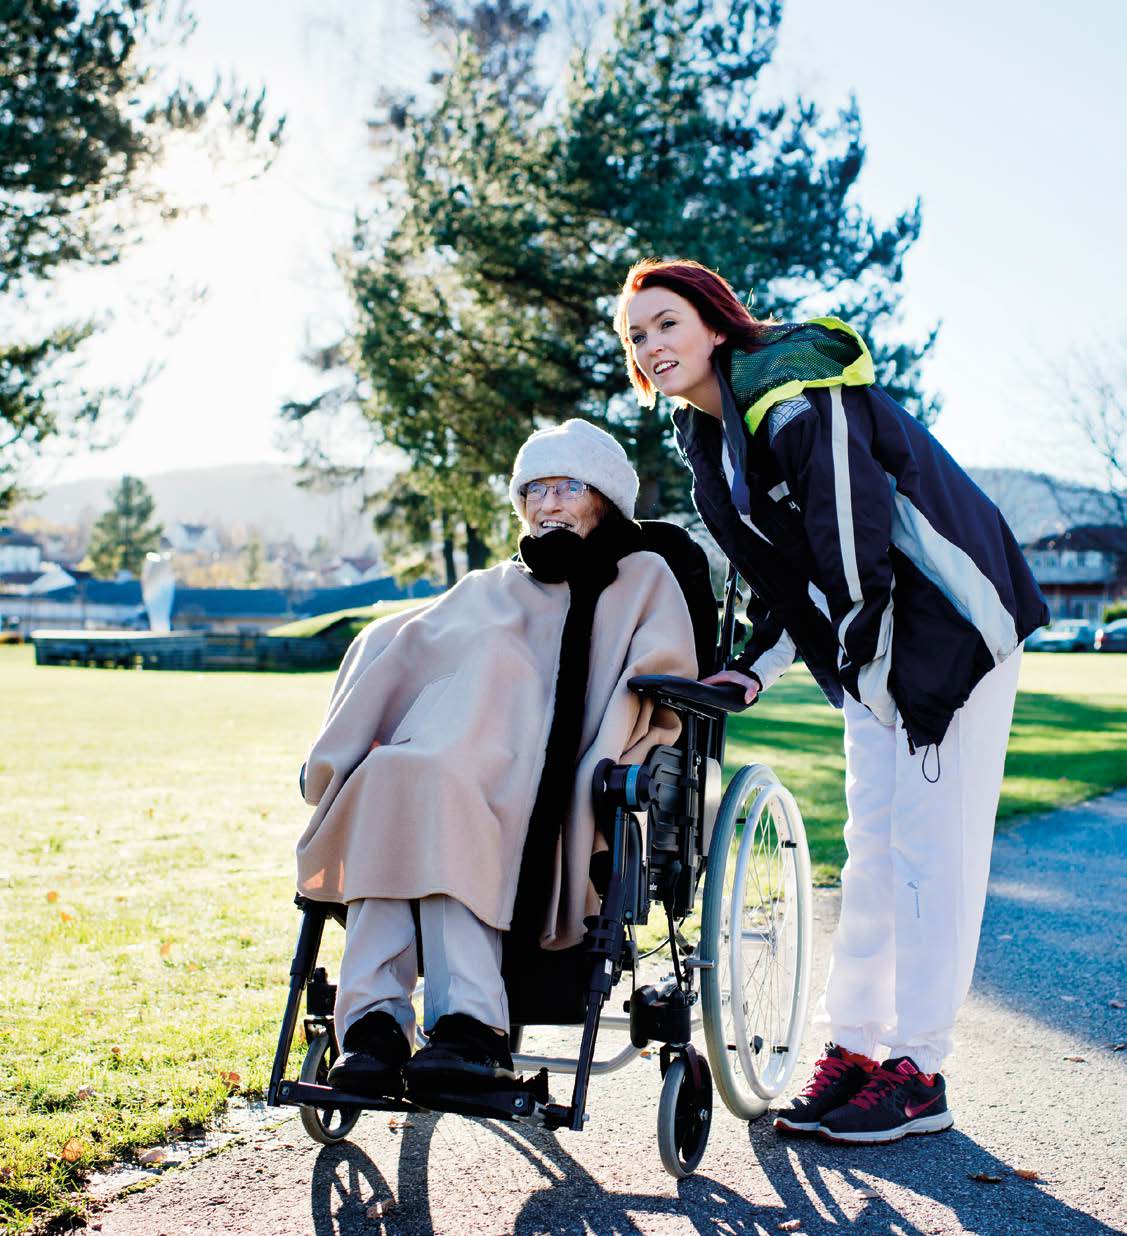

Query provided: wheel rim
[701,765,813,1115]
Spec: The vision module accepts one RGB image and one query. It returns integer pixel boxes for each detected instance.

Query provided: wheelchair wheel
[298,1029,363,1145]
[657,1053,712,1178]
[700,764,813,1119]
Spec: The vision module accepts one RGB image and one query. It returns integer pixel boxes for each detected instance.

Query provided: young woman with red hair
[615,259,1048,1145]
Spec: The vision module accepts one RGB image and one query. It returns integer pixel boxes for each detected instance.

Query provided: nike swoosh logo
[905,1094,941,1119]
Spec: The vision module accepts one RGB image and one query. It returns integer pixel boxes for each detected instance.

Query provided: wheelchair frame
[267,565,813,1177]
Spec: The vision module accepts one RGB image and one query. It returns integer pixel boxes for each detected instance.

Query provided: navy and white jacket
[672,319,1048,748]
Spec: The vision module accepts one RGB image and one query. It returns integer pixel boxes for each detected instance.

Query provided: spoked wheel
[657,1052,713,1178]
[700,764,813,1119]
[299,1029,363,1145]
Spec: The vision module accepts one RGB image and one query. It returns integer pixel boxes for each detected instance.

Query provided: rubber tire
[657,1055,712,1179]
[700,765,813,1119]
[298,1029,363,1145]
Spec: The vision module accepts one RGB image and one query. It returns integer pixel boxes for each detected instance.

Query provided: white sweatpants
[814,649,1022,1073]
[334,895,509,1046]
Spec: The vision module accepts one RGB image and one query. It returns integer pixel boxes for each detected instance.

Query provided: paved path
[76,792,1127,1235]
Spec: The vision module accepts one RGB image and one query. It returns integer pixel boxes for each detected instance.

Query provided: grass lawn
[1,645,1124,1229]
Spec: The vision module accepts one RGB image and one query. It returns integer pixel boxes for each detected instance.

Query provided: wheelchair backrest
[636,521,719,677]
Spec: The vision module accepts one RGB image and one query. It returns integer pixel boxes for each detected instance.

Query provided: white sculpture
[141,552,176,633]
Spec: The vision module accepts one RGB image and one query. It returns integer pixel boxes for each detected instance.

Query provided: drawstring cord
[903,726,942,783]
[921,745,941,784]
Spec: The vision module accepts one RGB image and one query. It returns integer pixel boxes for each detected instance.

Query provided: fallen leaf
[46,890,59,903]
[61,1138,85,1163]
[855,1187,880,1199]
[1014,1169,1040,1181]
[159,940,172,958]
[59,911,74,924]
[1062,1055,1086,1063]
[1110,999,1125,1010]
[137,1148,166,1165]
[218,1071,241,1091]
[110,1046,122,1058]
[387,1116,413,1131]
[0,1167,11,1183]
[969,1172,1002,1183]
[186,961,200,973]
[76,1084,96,1101]
[366,1199,396,1220]
[777,1222,802,1232]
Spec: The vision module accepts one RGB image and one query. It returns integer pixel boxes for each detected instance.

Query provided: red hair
[614,259,769,408]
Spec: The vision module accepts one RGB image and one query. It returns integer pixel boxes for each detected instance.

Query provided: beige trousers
[335,895,510,1044]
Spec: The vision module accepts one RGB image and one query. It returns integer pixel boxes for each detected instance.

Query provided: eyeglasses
[520,478,590,504]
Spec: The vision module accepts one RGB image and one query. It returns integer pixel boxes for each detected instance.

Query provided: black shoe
[772,1043,875,1135]
[404,1013,516,1096]
[818,1056,954,1144]
[326,1010,411,1099]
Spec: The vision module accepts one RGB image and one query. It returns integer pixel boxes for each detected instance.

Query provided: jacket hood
[722,317,875,434]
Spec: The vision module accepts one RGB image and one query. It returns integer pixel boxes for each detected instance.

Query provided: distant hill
[967,468,1121,544]
[17,462,1119,556]
[17,460,400,554]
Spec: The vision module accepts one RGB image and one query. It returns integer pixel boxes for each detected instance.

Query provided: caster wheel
[657,1053,712,1178]
[299,1029,363,1145]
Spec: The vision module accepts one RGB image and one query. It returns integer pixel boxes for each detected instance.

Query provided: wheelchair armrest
[627,674,752,716]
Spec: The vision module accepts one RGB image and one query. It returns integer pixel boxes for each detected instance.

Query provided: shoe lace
[848,1066,902,1111]
[800,1053,850,1099]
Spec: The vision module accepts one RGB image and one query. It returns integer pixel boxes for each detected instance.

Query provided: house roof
[12,574,442,619]
[172,588,291,617]
[294,577,439,616]
[1030,524,1127,554]
[0,526,40,548]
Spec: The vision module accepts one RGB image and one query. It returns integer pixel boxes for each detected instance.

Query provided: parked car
[1094,618,1127,652]
[1025,619,1096,652]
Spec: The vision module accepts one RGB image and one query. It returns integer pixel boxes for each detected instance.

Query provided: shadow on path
[307,1108,1119,1236]
[746,1121,1122,1236]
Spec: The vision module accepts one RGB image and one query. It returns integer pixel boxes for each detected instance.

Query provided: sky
[28,0,1127,491]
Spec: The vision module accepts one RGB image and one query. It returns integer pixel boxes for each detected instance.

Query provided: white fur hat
[509,419,639,521]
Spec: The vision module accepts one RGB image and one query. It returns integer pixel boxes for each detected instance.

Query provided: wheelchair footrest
[274,1069,553,1123]
[410,1070,550,1122]
[274,1079,410,1110]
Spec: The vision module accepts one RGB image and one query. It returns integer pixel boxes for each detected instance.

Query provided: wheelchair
[268,540,814,1179]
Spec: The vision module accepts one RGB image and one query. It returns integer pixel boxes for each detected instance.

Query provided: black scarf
[507,516,644,948]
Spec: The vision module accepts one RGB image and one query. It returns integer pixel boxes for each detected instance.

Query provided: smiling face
[525,477,608,539]
[626,287,726,413]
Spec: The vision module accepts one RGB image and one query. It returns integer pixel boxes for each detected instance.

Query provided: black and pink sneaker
[772,1043,875,1135]
[818,1055,954,1144]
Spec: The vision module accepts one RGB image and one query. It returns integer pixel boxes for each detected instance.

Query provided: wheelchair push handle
[627,674,752,716]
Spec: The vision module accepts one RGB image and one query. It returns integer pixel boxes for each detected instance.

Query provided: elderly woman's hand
[700,669,760,706]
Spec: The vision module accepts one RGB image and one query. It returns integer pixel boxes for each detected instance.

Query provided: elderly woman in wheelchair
[276,418,814,1176]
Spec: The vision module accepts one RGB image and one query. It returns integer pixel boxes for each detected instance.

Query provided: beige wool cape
[296,549,697,950]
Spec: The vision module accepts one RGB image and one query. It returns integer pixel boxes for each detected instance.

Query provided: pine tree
[88,476,164,578]
[312,0,937,571]
[0,1,283,511]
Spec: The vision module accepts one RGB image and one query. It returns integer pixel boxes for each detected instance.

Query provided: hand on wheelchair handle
[699,670,760,706]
